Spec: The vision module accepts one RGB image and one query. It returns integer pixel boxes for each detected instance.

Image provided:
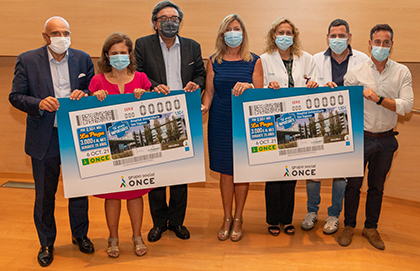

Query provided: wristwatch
[377,96,384,105]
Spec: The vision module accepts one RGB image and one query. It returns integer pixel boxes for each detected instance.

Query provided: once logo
[284,166,290,177]
[291,169,316,177]
[120,176,127,188]
[127,178,155,187]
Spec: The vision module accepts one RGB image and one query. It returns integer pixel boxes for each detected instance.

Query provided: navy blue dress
[208,53,259,175]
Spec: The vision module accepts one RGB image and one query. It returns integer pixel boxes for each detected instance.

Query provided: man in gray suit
[9,16,94,267]
[134,0,206,242]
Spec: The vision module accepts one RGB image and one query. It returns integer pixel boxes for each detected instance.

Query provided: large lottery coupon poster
[57,90,205,198]
[232,86,364,183]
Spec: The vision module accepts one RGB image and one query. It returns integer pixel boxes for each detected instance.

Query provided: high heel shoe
[217,217,233,241]
[132,236,147,256]
[230,218,243,242]
[107,237,119,258]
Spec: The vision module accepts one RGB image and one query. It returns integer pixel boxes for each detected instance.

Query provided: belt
[364,130,398,138]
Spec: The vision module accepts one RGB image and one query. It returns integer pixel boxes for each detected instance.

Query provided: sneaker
[362,227,385,250]
[337,226,354,247]
[323,216,339,235]
[301,212,318,231]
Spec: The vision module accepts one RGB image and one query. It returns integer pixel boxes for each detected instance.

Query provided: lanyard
[286,53,294,88]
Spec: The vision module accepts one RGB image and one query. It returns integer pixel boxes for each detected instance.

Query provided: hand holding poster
[57,90,205,198]
[232,86,364,183]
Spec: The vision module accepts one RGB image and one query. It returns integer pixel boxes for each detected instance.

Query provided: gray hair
[151,1,183,22]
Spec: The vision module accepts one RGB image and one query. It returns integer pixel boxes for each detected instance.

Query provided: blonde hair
[264,17,303,57]
[211,14,253,64]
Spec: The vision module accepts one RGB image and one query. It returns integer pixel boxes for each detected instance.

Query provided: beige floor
[1,178,419,271]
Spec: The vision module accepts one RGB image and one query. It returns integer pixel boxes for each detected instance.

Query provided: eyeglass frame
[156,16,180,23]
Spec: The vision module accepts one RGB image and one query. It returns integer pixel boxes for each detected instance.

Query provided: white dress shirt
[47,49,71,126]
[159,35,182,90]
[344,57,413,133]
[260,50,317,88]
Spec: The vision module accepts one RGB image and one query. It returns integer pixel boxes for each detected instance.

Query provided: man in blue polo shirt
[301,19,368,235]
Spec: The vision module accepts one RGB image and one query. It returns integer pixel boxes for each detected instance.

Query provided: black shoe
[148,226,168,242]
[72,236,95,254]
[168,225,190,240]
[38,246,54,267]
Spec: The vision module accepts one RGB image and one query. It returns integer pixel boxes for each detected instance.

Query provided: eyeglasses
[157,16,180,23]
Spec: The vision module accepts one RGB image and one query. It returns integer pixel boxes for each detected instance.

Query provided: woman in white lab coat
[260,17,318,236]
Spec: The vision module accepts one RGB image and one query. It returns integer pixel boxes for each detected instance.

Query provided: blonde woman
[202,14,263,242]
[260,17,318,236]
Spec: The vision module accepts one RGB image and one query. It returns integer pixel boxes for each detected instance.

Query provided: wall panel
[0,0,420,61]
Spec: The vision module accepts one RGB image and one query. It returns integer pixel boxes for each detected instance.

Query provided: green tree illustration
[138,129,144,146]
[144,124,153,145]
[133,131,139,147]
[153,118,163,143]
[165,115,174,141]
[172,116,181,140]
[318,112,326,136]
[329,111,336,135]
[309,117,317,138]
[335,112,343,134]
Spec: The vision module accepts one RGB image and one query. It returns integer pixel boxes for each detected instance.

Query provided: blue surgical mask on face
[109,54,130,71]
[371,46,391,62]
[329,38,348,54]
[224,31,243,48]
[275,35,294,51]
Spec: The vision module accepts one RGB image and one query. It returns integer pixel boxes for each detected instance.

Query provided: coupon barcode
[279,145,324,156]
[76,110,117,126]
[249,102,285,116]
[112,152,163,166]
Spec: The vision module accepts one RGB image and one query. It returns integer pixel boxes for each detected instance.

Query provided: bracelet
[250,83,255,89]
[376,96,384,105]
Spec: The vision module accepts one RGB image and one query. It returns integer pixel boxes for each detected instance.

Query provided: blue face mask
[329,38,348,54]
[275,35,294,51]
[224,31,243,48]
[371,46,391,62]
[109,54,130,71]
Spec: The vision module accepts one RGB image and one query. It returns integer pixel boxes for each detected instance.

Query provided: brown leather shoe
[362,227,385,250]
[337,226,354,247]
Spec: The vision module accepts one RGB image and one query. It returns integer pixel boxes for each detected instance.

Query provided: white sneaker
[301,212,318,230]
[323,216,339,235]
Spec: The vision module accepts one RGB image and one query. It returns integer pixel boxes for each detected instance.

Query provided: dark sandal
[268,226,280,236]
[283,224,295,236]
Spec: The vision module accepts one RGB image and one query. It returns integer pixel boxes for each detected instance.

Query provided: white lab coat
[313,48,369,86]
[261,50,317,88]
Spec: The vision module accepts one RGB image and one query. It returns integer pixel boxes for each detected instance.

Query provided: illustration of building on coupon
[69,95,194,179]
[243,90,354,166]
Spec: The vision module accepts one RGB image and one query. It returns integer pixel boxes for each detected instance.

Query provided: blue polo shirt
[324,45,353,86]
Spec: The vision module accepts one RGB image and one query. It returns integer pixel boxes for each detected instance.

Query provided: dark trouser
[148,183,187,227]
[32,129,89,247]
[265,180,297,225]
[344,135,398,229]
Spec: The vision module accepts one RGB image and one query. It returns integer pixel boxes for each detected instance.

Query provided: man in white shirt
[135,0,206,242]
[9,16,95,267]
[337,24,413,250]
[302,19,368,235]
